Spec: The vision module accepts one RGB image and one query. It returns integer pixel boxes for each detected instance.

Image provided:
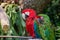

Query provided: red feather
[26,17,35,38]
[22,8,36,18]
[22,9,37,38]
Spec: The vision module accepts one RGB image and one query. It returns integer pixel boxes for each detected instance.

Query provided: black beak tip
[25,14,29,18]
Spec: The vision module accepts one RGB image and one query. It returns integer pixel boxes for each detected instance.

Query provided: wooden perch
[0,36,32,38]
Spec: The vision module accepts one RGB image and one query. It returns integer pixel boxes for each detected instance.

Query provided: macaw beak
[25,14,29,19]
[22,13,29,20]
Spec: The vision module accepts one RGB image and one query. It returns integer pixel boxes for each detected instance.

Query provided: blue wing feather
[34,19,41,38]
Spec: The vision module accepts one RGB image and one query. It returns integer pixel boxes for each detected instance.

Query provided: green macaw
[37,14,56,40]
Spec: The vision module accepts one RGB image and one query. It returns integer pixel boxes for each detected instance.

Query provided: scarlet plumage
[22,9,56,40]
[22,9,36,18]
[22,9,36,38]
[22,9,43,38]
[26,17,35,38]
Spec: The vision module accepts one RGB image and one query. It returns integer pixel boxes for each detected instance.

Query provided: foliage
[4,4,25,40]
[23,0,51,13]
[42,0,60,39]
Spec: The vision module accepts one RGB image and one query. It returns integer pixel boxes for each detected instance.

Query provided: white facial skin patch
[22,13,25,20]
[25,11,30,16]
[22,12,30,20]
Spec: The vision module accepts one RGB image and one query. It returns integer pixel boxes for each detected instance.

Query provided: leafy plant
[42,0,60,39]
[4,4,25,40]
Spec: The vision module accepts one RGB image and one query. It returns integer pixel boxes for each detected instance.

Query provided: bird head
[22,9,36,20]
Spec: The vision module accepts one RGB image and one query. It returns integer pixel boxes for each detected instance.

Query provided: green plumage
[37,14,56,40]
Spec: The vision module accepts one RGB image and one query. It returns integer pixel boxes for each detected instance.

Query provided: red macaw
[22,9,43,38]
[22,9,36,38]
[22,9,56,40]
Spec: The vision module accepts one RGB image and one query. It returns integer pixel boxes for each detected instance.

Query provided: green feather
[38,14,56,40]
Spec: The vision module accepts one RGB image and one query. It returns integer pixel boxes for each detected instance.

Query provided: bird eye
[40,16,43,20]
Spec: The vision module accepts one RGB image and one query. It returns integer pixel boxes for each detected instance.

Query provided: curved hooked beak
[22,13,29,20]
[22,12,30,20]
[25,14,29,19]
